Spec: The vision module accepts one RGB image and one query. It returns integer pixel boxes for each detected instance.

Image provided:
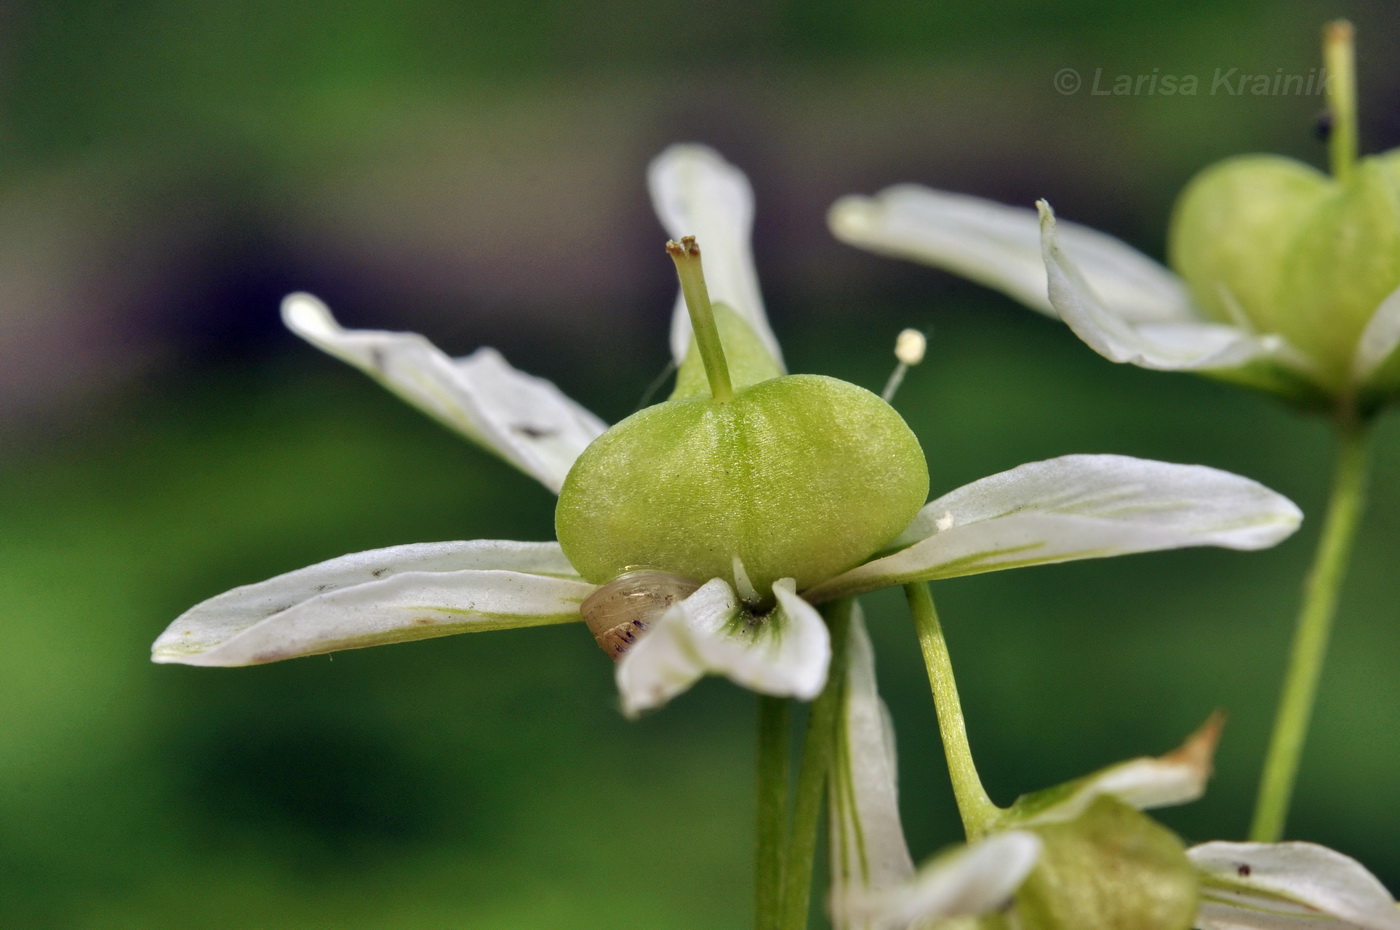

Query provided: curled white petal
[830,186,1193,322]
[152,540,592,666]
[835,831,1043,930]
[1004,713,1223,828]
[1191,841,1400,930]
[829,607,915,929]
[616,578,830,718]
[282,292,606,493]
[1037,202,1289,372]
[805,454,1301,602]
[647,144,784,369]
[1352,283,1400,387]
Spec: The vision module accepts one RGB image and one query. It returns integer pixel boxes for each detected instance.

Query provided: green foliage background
[3,1,1399,926]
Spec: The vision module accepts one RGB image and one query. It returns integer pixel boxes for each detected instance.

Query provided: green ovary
[1168,151,1400,392]
[555,373,929,600]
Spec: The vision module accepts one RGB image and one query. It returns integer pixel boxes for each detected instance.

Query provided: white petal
[805,455,1301,602]
[1004,714,1223,828]
[835,832,1043,930]
[1352,283,1400,386]
[615,578,830,718]
[282,292,607,493]
[829,607,916,929]
[647,145,785,369]
[1038,202,1290,372]
[830,186,1193,323]
[1191,842,1400,930]
[152,541,591,666]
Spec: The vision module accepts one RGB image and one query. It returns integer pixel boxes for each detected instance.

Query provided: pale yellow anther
[883,329,928,403]
[895,329,927,366]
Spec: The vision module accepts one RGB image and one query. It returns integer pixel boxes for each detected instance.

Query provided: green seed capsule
[1015,797,1198,930]
[561,236,929,603]
[556,373,928,602]
[1168,151,1400,396]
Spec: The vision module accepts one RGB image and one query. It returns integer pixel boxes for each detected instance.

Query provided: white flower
[829,186,1400,407]
[827,703,1400,930]
[152,146,1303,718]
[829,713,1222,930]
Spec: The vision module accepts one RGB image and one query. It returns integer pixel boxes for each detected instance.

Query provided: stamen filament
[882,328,927,403]
[667,236,734,401]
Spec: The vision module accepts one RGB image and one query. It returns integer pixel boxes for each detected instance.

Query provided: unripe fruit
[1168,152,1400,393]
[1016,797,1198,930]
[556,373,928,600]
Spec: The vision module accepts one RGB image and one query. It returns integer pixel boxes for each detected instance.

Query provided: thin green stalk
[777,599,853,930]
[755,696,791,930]
[1250,422,1372,842]
[906,582,1001,838]
[667,236,733,401]
[1323,20,1357,183]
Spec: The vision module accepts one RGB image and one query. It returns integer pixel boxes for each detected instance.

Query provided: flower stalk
[777,598,853,930]
[906,582,1001,837]
[755,695,791,930]
[667,236,734,401]
[1251,419,1372,842]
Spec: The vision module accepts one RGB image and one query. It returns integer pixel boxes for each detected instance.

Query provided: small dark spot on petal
[369,347,388,371]
[512,424,555,439]
[1238,864,1252,877]
[371,569,386,578]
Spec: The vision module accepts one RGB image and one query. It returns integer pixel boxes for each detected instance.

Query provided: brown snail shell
[581,570,702,660]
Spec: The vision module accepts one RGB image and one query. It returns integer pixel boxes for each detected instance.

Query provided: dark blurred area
[4,1,1400,927]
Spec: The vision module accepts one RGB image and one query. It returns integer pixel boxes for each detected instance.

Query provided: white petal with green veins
[833,831,1042,930]
[648,144,785,370]
[805,455,1301,602]
[1191,841,1400,930]
[1352,283,1400,387]
[830,185,1192,322]
[615,578,830,718]
[282,292,606,494]
[152,540,591,666]
[828,607,915,930]
[1039,202,1286,372]
[998,714,1222,829]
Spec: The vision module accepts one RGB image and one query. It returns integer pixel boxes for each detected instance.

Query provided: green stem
[1324,20,1357,182]
[755,696,791,930]
[777,599,853,930]
[667,236,733,401]
[1250,421,1372,842]
[906,582,1001,838]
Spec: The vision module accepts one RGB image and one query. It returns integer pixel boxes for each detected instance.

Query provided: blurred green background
[4,1,1400,927]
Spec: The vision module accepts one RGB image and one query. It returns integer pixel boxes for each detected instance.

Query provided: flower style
[152,144,1303,719]
[828,705,1400,930]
